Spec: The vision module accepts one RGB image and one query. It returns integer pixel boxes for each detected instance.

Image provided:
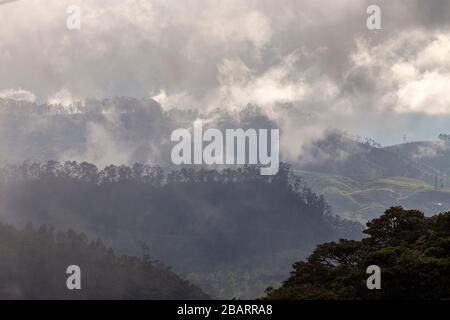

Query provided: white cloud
[215,55,309,109]
[349,30,450,115]
[395,71,450,115]
[413,141,449,159]
[0,88,36,102]
[1,0,450,148]
[415,34,450,69]
[47,88,76,106]
[61,114,135,167]
[198,3,273,50]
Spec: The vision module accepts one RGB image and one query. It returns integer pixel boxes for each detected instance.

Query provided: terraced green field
[295,170,450,222]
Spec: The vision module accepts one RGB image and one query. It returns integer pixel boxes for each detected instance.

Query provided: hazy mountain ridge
[2,97,449,296]
[294,135,450,222]
[0,98,277,167]
[385,141,450,174]
[2,97,449,224]
[295,133,439,183]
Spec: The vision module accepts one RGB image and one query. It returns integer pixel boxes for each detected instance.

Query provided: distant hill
[293,134,450,222]
[0,223,207,300]
[0,97,175,166]
[385,141,450,174]
[296,170,450,222]
[295,133,438,183]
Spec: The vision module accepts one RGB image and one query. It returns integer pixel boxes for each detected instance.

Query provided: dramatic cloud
[0,88,35,102]
[1,0,450,149]
[349,30,450,115]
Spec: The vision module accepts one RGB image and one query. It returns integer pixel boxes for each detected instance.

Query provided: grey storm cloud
[0,0,450,148]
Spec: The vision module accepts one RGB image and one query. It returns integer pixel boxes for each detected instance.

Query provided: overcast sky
[0,0,449,145]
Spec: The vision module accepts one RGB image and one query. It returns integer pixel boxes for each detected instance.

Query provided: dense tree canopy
[0,161,360,273]
[0,223,207,299]
[265,207,450,299]
[0,161,361,298]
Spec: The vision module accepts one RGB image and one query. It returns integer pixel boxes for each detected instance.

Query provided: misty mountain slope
[0,223,208,300]
[0,98,177,166]
[290,133,450,222]
[0,98,278,168]
[385,141,450,174]
[2,97,448,226]
[295,133,438,182]
[0,161,362,299]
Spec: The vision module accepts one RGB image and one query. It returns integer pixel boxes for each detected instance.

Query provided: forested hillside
[0,161,362,298]
[2,97,449,225]
[297,170,450,222]
[293,133,450,222]
[0,223,207,299]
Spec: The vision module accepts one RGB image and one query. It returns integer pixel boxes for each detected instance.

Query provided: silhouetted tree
[264,207,450,300]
